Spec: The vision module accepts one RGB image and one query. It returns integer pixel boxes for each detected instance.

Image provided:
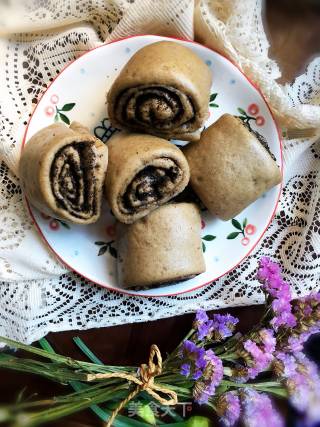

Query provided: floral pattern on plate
[227,218,257,246]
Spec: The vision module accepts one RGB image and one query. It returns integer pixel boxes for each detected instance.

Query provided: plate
[24,35,282,297]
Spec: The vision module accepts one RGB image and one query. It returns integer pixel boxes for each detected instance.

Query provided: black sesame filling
[115,85,196,132]
[240,118,277,161]
[50,142,97,219]
[122,161,181,212]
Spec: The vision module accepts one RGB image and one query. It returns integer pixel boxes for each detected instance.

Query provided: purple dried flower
[194,310,214,340]
[293,294,320,330]
[295,353,319,379]
[240,389,284,427]
[181,340,198,356]
[180,363,191,377]
[195,352,207,370]
[259,328,276,355]
[192,369,203,381]
[180,340,206,378]
[205,350,224,385]
[286,371,311,412]
[234,329,275,381]
[197,319,214,340]
[286,364,320,423]
[286,336,305,352]
[193,349,223,405]
[196,310,209,324]
[257,257,296,331]
[257,256,282,284]
[194,310,238,341]
[274,351,320,423]
[216,391,241,427]
[212,314,239,340]
[279,292,320,352]
[273,352,297,377]
[270,308,297,332]
[243,339,271,379]
[180,340,223,399]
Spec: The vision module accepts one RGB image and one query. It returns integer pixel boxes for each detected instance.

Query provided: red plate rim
[22,34,283,298]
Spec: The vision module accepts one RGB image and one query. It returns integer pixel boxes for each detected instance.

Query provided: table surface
[2,1,320,426]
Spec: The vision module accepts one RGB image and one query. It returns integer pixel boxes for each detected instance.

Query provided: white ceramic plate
[24,35,282,297]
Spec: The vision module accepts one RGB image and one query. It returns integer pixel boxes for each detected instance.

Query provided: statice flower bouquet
[0,257,319,427]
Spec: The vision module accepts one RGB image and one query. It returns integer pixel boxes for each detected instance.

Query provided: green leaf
[209,102,219,108]
[59,113,70,125]
[0,336,119,374]
[60,103,76,111]
[227,231,241,239]
[54,114,59,122]
[202,241,206,252]
[243,217,248,228]
[95,241,106,246]
[73,337,104,365]
[0,354,90,383]
[187,416,211,427]
[39,338,55,353]
[15,387,27,404]
[137,403,156,425]
[209,93,217,102]
[38,339,117,426]
[237,107,246,116]
[108,246,117,259]
[59,220,70,229]
[231,218,242,231]
[202,235,216,241]
[104,412,151,427]
[98,246,108,256]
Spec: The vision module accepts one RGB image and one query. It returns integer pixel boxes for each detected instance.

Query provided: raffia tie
[87,344,178,427]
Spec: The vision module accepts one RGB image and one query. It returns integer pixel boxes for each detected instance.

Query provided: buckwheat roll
[107,41,212,141]
[19,122,108,224]
[117,203,206,288]
[184,114,282,220]
[105,132,190,224]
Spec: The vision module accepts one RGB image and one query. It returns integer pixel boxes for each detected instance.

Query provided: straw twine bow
[87,344,178,427]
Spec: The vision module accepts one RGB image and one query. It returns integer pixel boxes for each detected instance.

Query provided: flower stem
[0,336,135,374]
[220,379,284,393]
[163,328,196,367]
[214,332,242,355]
[14,385,128,427]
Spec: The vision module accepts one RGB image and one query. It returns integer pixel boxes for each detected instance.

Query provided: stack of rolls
[19,40,282,290]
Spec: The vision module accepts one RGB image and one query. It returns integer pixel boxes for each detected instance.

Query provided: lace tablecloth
[0,0,319,343]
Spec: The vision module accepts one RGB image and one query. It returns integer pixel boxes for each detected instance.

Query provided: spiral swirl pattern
[19,122,108,224]
[121,158,183,214]
[105,133,190,224]
[50,142,97,220]
[114,85,196,135]
[107,41,212,141]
